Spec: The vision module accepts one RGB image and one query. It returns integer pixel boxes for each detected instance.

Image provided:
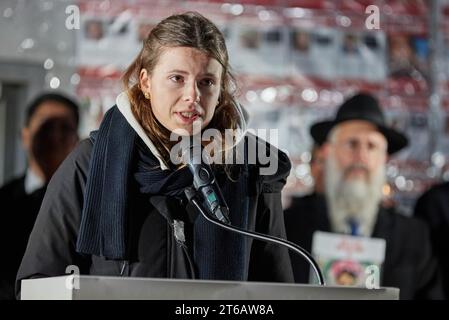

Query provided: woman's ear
[139,68,151,92]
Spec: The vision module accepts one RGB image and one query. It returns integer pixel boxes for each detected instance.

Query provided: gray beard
[324,155,386,237]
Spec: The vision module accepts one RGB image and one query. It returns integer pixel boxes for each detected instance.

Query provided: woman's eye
[169,75,183,83]
[200,79,214,87]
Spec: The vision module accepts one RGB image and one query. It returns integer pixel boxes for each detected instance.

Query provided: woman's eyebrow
[166,69,219,78]
[166,69,188,74]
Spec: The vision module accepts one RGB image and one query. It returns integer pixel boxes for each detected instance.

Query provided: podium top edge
[22,275,399,293]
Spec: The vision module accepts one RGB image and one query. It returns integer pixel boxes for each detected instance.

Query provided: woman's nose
[184,81,200,104]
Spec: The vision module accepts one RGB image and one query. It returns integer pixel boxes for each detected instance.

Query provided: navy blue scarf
[76,106,249,280]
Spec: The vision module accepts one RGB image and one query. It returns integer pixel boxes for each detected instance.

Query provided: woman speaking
[16,12,293,297]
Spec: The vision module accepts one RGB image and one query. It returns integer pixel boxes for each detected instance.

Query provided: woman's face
[140,46,223,136]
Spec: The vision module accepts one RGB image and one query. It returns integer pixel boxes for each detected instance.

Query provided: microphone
[182,144,231,225]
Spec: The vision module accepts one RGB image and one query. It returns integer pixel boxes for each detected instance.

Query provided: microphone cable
[185,187,326,286]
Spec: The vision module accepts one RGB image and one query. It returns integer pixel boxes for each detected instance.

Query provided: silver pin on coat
[173,220,185,243]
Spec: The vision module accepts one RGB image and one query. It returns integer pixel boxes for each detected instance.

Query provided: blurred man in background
[284,92,443,299]
[0,92,79,299]
[414,181,449,298]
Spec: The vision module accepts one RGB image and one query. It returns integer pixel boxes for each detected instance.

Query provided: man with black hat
[284,92,443,299]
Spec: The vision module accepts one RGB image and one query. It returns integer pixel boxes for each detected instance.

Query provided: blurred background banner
[1,0,449,214]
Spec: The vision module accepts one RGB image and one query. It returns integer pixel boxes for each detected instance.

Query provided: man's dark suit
[0,176,46,300]
[284,193,444,300]
[414,182,449,299]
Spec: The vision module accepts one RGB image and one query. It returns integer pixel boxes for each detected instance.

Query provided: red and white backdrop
[70,0,449,214]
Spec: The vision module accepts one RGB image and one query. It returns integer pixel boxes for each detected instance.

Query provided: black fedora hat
[310,93,408,154]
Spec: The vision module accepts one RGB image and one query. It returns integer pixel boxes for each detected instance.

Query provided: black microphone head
[181,142,231,225]
[181,144,214,188]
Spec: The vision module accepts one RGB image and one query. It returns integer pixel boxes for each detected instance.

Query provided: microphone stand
[184,187,326,286]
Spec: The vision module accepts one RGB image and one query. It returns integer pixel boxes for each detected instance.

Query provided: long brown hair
[122,12,241,168]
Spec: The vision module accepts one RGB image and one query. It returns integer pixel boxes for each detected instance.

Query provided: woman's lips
[175,112,201,124]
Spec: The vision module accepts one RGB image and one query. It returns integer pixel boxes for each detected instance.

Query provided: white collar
[116,92,169,170]
[24,168,45,195]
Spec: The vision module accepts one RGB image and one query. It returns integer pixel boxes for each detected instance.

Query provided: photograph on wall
[290,28,316,76]
[388,33,429,83]
[77,14,140,68]
[308,28,339,79]
[336,31,386,81]
[228,19,289,76]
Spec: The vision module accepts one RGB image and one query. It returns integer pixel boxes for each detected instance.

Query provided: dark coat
[284,193,444,300]
[16,136,294,298]
[414,182,449,298]
[0,176,46,300]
